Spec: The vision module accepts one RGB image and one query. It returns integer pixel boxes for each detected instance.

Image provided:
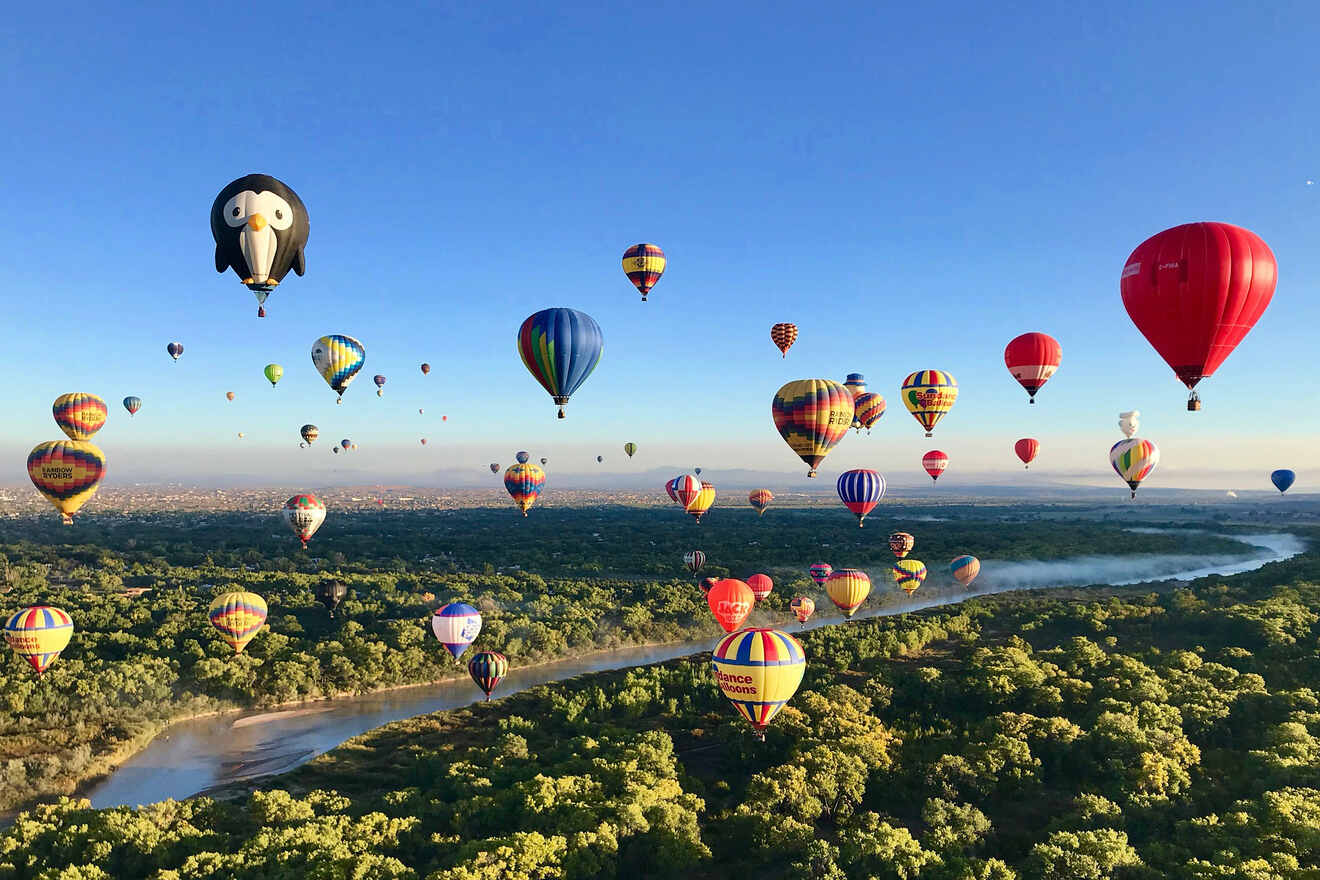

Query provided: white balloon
[1118,410,1140,438]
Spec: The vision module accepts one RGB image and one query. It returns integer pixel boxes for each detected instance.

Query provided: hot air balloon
[1118,411,1140,438]
[922,451,949,482]
[442,416,447,422]
[300,424,318,446]
[516,451,530,464]
[1110,438,1160,498]
[808,563,833,587]
[853,392,886,432]
[826,569,871,619]
[421,363,431,375]
[695,467,703,476]
[1226,490,1238,499]
[420,438,428,446]
[893,559,927,595]
[211,173,309,317]
[122,396,142,417]
[517,308,603,418]
[790,596,815,624]
[282,493,326,548]
[748,489,774,516]
[770,322,798,357]
[1015,438,1039,469]
[772,379,854,477]
[747,574,774,602]
[489,463,500,474]
[167,342,183,361]
[28,441,105,524]
[341,439,352,451]
[468,651,508,701]
[332,447,339,455]
[4,606,73,675]
[316,580,347,616]
[596,455,604,463]
[837,469,886,527]
[888,532,915,559]
[1271,469,1296,494]
[688,481,716,523]
[684,550,706,575]
[711,627,806,740]
[665,477,681,504]
[843,373,867,427]
[950,555,980,587]
[1121,222,1277,410]
[311,335,366,404]
[902,371,958,437]
[264,364,283,387]
[540,457,547,465]
[53,394,107,441]
[673,474,703,510]
[622,243,666,301]
[373,374,386,397]
[208,591,268,654]
[226,391,236,402]
[236,432,245,440]
[504,462,546,516]
[1004,333,1061,403]
[431,602,482,660]
[624,442,637,459]
[700,576,719,593]
[707,579,754,632]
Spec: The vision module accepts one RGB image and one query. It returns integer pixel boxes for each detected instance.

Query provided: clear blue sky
[3,1,1318,490]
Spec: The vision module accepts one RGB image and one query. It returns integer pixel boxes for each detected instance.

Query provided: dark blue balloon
[1271,469,1296,493]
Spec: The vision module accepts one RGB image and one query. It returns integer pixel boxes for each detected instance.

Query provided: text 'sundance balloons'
[711,627,806,739]
[4,606,74,675]
[517,308,603,418]
[901,371,958,437]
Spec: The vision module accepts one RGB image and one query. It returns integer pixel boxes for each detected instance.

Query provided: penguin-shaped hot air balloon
[210,174,310,317]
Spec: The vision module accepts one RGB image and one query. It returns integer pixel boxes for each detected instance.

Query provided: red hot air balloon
[706,578,754,632]
[421,363,431,375]
[1004,332,1061,403]
[922,450,949,482]
[746,573,774,602]
[673,474,702,510]
[1120,222,1277,411]
[1015,438,1039,469]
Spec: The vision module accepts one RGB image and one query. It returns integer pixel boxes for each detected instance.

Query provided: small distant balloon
[490,463,500,474]
[226,391,235,401]
[597,455,604,463]
[923,450,949,482]
[123,396,142,417]
[540,457,548,465]
[516,451,530,464]
[1118,411,1140,438]
[1015,438,1040,469]
[373,374,386,396]
[770,322,798,357]
[53,394,107,441]
[264,363,283,387]
[624,442,637,459]
[167,342,183,361]
[300,424,318,445]
[950,555,981,587]
[421,363,431,375]
[1271,469,1296,494]
[622,243,666,301]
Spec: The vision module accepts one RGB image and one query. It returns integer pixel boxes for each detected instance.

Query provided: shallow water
[88,532,1303,809]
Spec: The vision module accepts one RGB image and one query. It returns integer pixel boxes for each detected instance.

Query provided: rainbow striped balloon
[4,606,74,675]
[893,559,928,595]
[1110,438,1160,498]
[467,650,508,700]
[790,596,815,623]
[517,308,603,418]
[622,243,666,301]
[901,370,958,437]
[53,393,107,441]
[748,489,774,516]
[432,602,483,659]
[503,462,546,516]
[772,379,854,477]
[208,591,268,654]
[28,441,106,524]
[836,468,886,527]
[711,627,806,738]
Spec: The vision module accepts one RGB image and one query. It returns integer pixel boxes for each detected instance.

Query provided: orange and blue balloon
[950,555,981,586]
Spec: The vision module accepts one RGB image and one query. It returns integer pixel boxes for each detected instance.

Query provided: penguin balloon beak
[247,213,268,231]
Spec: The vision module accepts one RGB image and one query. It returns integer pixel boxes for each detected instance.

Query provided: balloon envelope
[746,573,774,602]
[264,364,284,386]
[901,371,958,437]
[837,468,886,526]
[316,580,347,614]
[53,394,107,441]
[622,243,666,301]
[4,606,74,674]
[122,396,142,416]
[790,596,815,623]
[167,342,183,361]
[1110,439,1160,498]
[707,579,754,632]
[923,451,949,481]
[623,442,637,459]
[208,591,268,654]
[889,532,915,559]
[1015,438,1040,468]
[808,562,832,586]
[1271,469,1296,493]
[516,451,530,463]
[431,602,482,660]
[28,441,105,524]
[772,379,854,477]
[282,493,326,547]
[711,627,806,736]
[1118,411,1140,438]
[853,392,886,432]
[684,550,706,574]
[468,651,508,700]
[1004,333,1061,402]
[210,173,309,314]
[517,308,603,418]
[503,462,546,515]
[893,559,928,595]
[826,569,871,618]
[748,489,774,515]
[950,555,981,587]
[687,481,716,523]
[770,322,798,357]
[311,335,366,400]
[300,424,318,445]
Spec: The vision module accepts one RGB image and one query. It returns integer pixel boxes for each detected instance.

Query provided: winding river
[87,532,1304,809]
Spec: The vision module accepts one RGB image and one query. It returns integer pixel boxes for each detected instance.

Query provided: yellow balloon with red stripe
[53,393,108,441]
[4,606,74,675]
[825,568,871,618]
[711,627,806,738]
[901,370,958,437]
[208,591,268,654]
[893,559,928,595]
[687,481,716,523]
[622,243,666,301]
[28,441,106,524]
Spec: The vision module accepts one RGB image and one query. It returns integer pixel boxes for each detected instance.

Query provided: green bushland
[0,505,1281,821]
